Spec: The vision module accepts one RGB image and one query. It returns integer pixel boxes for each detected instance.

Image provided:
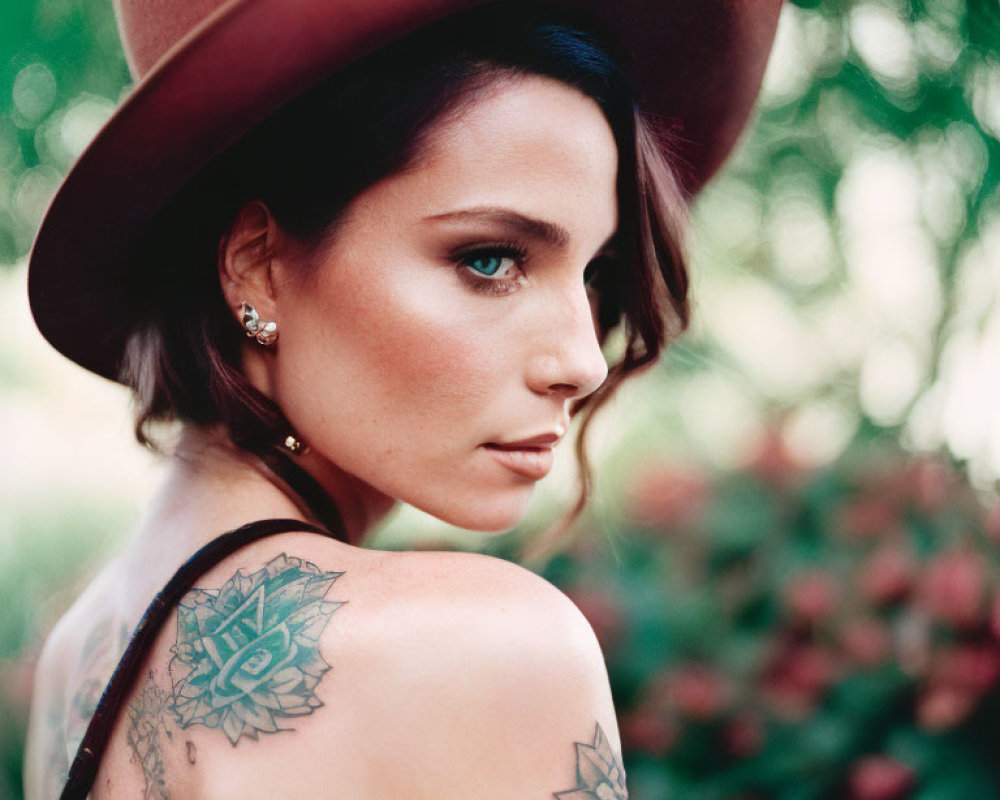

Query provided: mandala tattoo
[554,723,629,800]
[126,673,173,800]
[168,554,345,745]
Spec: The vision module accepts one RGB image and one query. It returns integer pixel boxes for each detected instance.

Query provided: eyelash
[451,240,611,297]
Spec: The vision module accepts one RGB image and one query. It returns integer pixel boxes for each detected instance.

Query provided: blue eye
[451,242,529,296]
[464,253,516,278]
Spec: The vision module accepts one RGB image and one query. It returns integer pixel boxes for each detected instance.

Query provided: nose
[525,281,609,399]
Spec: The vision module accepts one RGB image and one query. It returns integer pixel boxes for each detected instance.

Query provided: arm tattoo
[554,723,629,800]
[126,673,173,800]
[168,554,345,745]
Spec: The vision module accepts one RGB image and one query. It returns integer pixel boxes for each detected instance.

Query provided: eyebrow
[423,206,616,252]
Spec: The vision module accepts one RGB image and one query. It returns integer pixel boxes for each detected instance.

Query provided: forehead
[430,74,617,207]
[342,75,619,244]
[428,73,617,175]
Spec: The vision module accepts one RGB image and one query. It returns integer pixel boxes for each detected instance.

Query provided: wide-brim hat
[28,0,784,381]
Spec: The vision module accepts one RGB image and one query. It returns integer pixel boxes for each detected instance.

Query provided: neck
[169,424,397,546]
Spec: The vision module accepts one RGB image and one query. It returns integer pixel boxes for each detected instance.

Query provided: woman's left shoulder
[380,547,605,657]
[318,547,623,797]
[342,546,620,733]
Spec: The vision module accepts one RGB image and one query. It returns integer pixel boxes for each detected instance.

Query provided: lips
[487,432,562,449]
[482,431,562,480]
[482,443,555,480]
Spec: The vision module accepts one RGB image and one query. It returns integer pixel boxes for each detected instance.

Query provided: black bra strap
[60,517,340,800]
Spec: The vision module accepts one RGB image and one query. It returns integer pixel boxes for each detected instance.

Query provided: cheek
[275,256,513,453]
[272,257,538,530]
[351,270,501,416]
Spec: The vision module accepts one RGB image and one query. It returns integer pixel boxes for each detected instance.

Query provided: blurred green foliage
[649,0,1000,490]
[507,434,1000,799]
[0,0,125,260]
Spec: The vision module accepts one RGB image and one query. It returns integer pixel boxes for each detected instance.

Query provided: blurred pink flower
[655,664,731,720]
[627,463,711,529]
[916,684,975,731]
[848,755,916,800]
[784,644,840,693]
[723,713,766,758]
[929,643,1000,694]
[838,496,901,540]
[839,618,892,667]
[913,642,1000,732]
[744,428,805,489]
[761,680,816,721]
[858,543,914,606]
[762,644,840,720]
[990,595,1000,640]
[620,707,678,757]
[565,586,625,650]
[915,548,986,628]
[905,458,953,515]
[784,570,839,623]
[985,502,1000,544]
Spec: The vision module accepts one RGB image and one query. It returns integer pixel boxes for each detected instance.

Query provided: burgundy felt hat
[28,0,784,381]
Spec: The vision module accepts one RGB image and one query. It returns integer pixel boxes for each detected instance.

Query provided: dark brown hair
[119,1,690,536]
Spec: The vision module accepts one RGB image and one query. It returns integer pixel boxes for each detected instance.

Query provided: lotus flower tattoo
[555,723,629,800]
[168,554,345,745]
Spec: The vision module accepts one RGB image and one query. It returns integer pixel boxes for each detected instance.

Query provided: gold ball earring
[239,301,278,346]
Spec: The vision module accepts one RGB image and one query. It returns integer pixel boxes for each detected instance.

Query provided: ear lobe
[218,200,279,318]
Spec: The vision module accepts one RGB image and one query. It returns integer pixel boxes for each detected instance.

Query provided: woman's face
[267,75,617,531]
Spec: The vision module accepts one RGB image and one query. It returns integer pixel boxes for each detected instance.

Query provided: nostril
[547,381,580,396]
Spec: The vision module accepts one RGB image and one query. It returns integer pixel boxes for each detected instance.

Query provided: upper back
[27,528,625,800]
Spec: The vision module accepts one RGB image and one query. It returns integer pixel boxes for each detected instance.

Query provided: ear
[218,200,280,321]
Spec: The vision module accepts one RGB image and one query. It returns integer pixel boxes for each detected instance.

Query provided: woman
[24,0,782,797]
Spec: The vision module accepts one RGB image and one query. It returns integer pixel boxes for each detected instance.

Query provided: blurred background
[2,0,999,798]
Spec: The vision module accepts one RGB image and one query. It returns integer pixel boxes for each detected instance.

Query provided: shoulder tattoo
[554,722,629,800]
[168,553,345,745]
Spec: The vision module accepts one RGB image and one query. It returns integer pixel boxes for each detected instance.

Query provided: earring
[239,301,278,346]
[283,434,306,455]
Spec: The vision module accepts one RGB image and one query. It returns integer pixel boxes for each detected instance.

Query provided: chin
[415,488,534,533]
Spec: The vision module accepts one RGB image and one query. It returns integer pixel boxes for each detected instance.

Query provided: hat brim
[28,0,783,381]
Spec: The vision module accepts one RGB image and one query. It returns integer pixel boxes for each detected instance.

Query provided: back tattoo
[169,553,344,744]
[125,553,344,795]
[119,553,629,798]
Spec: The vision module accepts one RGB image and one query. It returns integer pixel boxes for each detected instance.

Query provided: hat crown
[114,0,231,79]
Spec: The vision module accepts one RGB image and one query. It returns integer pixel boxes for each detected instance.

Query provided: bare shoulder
[322,547,628,798]
[366,548,613,692]
[90,537,627,799]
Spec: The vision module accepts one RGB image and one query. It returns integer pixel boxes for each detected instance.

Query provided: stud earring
[239,301,278,346]
[283,434,306,455]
